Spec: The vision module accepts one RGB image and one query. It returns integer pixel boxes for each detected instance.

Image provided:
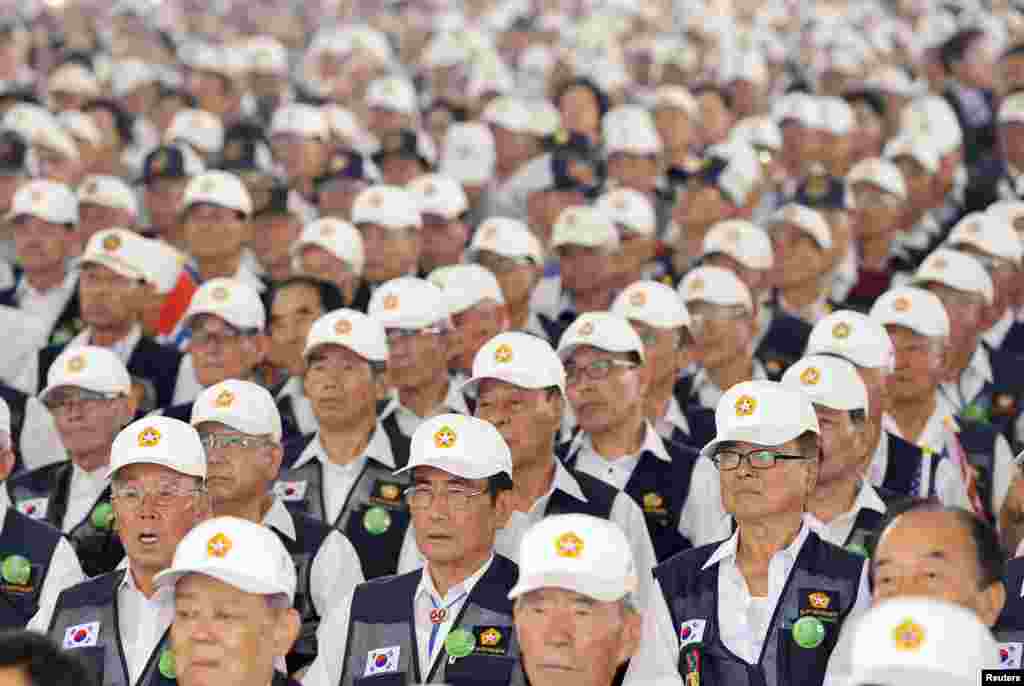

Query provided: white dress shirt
[984,311,1015,351]
[290,425,396,525]
[170,353,203,406]
[62,464,110,533]
[867,419,971,509]
[625,520,871,686]
[941,345,992,413]
[655,394,691,442]
[117,562,176,685]
[805,482,887,548]
[397,459,659,610]
[14,271,77,340]
[277,376,319,437]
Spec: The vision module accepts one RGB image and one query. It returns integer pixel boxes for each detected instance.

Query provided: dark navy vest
[958,418,1004,522]
[879,432,943,502]
[0,383,30,475]
[964,345,1024,449]
[756,309,813,382]
[7,461,124,577]
[995,557,1024,644]
[0,507,62,628]
[339,554,526,686]
[653,530,864,686]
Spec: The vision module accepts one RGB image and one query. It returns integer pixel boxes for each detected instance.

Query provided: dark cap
[548,136,606,196]
[794,169,848,210]
[140,144,202,184]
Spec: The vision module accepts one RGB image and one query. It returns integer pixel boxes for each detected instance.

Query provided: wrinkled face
[12,215,70,274]
[886,325,945,402]
[250,213,301,277]
[474,251,539,306]
[195,421,277,506]
[183,203,249,261]
[813,405,868,485]
[673,184,733,236]
[270,134,327,181]
[616,231,658,284]
[849,181,903,238]
[514,589,638,686]
[696,91,733,146]
[687,301,753,369]
[770,223,827,288]
[358,223,420,284]
[144,178,190,237]
[559,86,602,139]
[188,315,264,388]
[565,346,646,435]
[385,325,449,389]
[269,282,325,377]
[922,282,985,356]
[629,320,686,388]
[557,245,616,294]
[717,438,818,521]
[303,345,378,429]
[47,387,132,470]
[79,262,144,330]
[419,214,469,273]
[475,380,561,467]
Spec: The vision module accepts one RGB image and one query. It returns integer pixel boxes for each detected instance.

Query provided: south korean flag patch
[272,481,308,502]
[63,622,100,649]
[999,642,1023,669]
[679,619,707,650]
[364,646,400,676]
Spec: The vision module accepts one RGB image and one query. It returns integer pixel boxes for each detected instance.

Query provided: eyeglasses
[404,484,487,510]
[385,327,443,342]
[112,481,206,510]
[564,359,638,385]
[199,434,274,451]
[712,448,811,471]
[190,327,257,347]
[43,388,120,413]
[687,306,750,331]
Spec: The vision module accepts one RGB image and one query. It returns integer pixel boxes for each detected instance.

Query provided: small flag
[364,646,400,676]
[62,622,100,649]
[943,416,989,520]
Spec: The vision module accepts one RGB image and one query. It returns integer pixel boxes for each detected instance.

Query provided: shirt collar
[967,344,994,384]
[417,554,495,603]
[277,376,303,401]
[17,270,76,299]
[71,324,143,357]
[857,482,888,516]
[549,459,587,502]
[701,516,812,571]
[661,395,691,436]
[292,423,397,471]
[984,311,1015,349]
[570,422,671,464]
[263,497,297,540]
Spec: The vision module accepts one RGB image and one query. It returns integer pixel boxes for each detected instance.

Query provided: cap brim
[460,371,565,398]
[508,570,633,603]
[393,455,509,480]
[699,424,817,457]
[106,455,205,480]
[80,255,145,282]
[153,565,292,601]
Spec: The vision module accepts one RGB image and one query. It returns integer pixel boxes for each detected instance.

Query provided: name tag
[799,589,840,623]
[63,622,100,649]
[17,498,47,519]
[364,645,400,676]
[1000,642,1023,669]
[473,626,511,656]
[679,619,706,650]
[273,481,308,502]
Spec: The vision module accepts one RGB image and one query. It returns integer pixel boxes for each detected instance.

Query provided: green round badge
[445,629,476,659]
[845,543,870,558]
[91,503,114,530]
[158,648,176,679]
[792,616,825,649]
[363,506,392,535]
[1,555,30,585]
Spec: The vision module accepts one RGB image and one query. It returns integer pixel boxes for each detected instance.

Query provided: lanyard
[427,591,468,658]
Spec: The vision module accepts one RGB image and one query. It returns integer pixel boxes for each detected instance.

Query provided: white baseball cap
[870,286,950,339]
[407,174,468,219]
[165,109,224,155]
[884,135,940,175]
[654,86,699,118]
[462,332,567,397]
[191,379,283,443]
[611,280,690,330]
[440,122,496,185]
[702,219,774,270]
[900,96,962,156]
[557,312,645,363]
[806,310,896,372]
[304,308,388,363]
[731,116,783,152]
[368,277,450,330]
[184,278,266,331]
[292,218,365,276]
[1000,92,1024,125]
[508,513,638,603]
[48,62,100,97]
[39,345,132,403]
[321,105,365,143]
[947,212,1023,266]
[705,141,761,207]
[765,204,832,250]
[847,157,907,200]
[912,248,994,305]
[80,228,150,282]
[0,397,10,438]
[108,416,206,480]
[819,97,855,137]
[77,175,139,216]
[603,105,662,156]
[469,217,544,266]
[701,379,820,457]
[270,104,329,142]
[182,171,253,216]
[245,36,288,76]
[551,206,619,251]
[482,96,533,133]
[6,179,77,224]
[138,239,186,295]
[848,597,997,686]
[987,201,1024,228]
[365,77,418,115]
[111,59,160,97]
[351,185,422,230]
[154,516,297,601]
[781,355,869,412]
[428,264,505,315]
[396,413,513,480]
[595,189,656,236]
[679,265,754,311]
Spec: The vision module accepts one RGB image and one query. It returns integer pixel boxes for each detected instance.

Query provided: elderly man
[627,380,869,686]
[510,514,641,686]
[153,516,303,686]
[190,379,362,674]
[427,264,509,378]
[310,414,526,686]
[9,347,137,577]
[31,417,210,686]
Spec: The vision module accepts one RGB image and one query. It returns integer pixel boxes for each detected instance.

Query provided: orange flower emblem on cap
[102,233,121,251]
[138,427,161,448]
[832,322,851,339]
[214,389,234,408]
[211,286,230,302]
[555,531,584,558]
[688,277,704,294]
[809,592,831,609]
[494,343,513,363]
[578,321,595,336]
[66,354,86,373]
[630,290,647,306]
[380,484,401,501]
[434,426,456,449]
[481,628,502,646]
[334,318,352,335]
[893,296,911,312]
[892,619,924,652]
[735,395,757,417]
[800,366,821,386]
[382,294,399,310]
[207,533,232,558]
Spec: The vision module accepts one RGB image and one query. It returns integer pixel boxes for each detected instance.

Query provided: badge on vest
[993,393,1018,417]
[0,554,33,593]
[472,626,510,657]
[369,481,406,509]
[17,498,47,519]
[799,589,840,623]
[273,481,308,502]
[62,621,100,649]
[364,645,400,676]
[1000,642,1023,669]
[678,619,706,650]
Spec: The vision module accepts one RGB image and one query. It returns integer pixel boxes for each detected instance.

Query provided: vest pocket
[65,646,105,685]
[444,653,518,685]
[353,673,406,686]
[776,621,837,686]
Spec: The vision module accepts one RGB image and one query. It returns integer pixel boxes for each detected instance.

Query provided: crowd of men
[1,0,1024,685]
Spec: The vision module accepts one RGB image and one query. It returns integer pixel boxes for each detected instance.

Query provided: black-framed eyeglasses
[404,484,487,510]
[43,388,121,413]
[385,326,443,342]
[198,434,274,451]
[712,448,811,471]
[564,359,638,385]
